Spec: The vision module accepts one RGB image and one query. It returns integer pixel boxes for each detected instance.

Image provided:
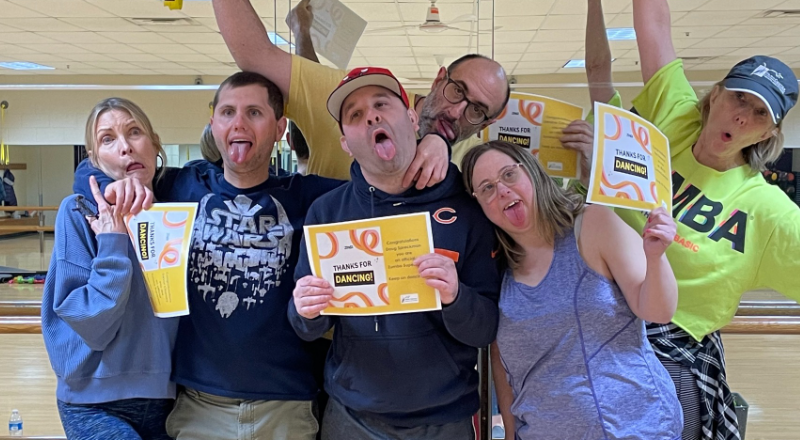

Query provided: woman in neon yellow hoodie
[603,2,800,440]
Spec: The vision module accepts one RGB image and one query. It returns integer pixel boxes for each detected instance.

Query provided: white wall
[0,89,215,146]
[5,145,74,226]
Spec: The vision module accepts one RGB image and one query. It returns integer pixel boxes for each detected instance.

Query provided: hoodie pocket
[331,330,465,414]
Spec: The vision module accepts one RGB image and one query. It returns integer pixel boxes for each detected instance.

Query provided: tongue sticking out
[374,134,396,161]
[504,202,526,228]
[229,141,251,164]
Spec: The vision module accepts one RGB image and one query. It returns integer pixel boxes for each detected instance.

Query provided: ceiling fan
[365,0,494,34]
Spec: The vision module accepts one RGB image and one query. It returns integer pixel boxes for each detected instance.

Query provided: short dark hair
[447,54,510,118]
[212,71,284,119]
[288,121,309,160]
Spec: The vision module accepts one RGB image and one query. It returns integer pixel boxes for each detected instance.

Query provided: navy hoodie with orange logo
[289,161,500,428]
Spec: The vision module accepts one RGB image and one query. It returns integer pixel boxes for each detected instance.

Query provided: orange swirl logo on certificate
[587,102,672,212]
[124,203,198,318]
[304,212,440,316]
[483,92,584,179]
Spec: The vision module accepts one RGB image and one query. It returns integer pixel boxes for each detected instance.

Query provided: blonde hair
[699,81,785,171]
[84,97,166,181]
[461,141,585,269]
[200,123,221,163]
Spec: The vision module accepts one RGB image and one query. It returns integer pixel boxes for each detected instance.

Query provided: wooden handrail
[0,316,42,334]
[721,316,800,334]
[0,301,41,316]
[736,300,800,316]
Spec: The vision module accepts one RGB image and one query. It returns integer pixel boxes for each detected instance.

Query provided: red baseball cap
[327,67,410,122]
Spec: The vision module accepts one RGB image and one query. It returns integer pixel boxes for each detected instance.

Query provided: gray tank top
[496,227,683,440]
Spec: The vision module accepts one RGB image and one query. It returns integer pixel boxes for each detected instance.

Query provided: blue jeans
[57,398,174,440]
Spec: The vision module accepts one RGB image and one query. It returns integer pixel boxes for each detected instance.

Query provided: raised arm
[213,0,292,97]
[586,0,615,104]
[286,0,320,63]
[632,0,677,84]
[584,205,678,324]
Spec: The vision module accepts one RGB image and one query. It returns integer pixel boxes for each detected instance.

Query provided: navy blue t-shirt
[74,160,343,399]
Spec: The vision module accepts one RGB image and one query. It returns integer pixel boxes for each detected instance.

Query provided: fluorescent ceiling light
[606,27,636,41]
[0,62,55,70]
[268,32,291,46]
[563,58,616,69]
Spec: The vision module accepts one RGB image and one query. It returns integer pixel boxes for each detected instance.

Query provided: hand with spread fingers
[87,176,127,236]
[293,275,334,319]
[642,207,676,259]
[402,134,449,190]
[414,252,459,305]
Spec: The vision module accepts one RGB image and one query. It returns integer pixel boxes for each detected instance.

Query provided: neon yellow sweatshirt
[616,59,800,341]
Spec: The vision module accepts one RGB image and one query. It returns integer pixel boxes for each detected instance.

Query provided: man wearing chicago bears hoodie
[289,67,501,439]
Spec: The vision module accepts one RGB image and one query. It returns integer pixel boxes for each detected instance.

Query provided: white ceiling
[0,0,799,79]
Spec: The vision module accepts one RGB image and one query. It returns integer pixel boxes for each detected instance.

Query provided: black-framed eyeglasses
[472,163,524,202]
[442,71,491,126]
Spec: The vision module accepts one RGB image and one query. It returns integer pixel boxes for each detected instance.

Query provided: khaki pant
[166,388,318,440]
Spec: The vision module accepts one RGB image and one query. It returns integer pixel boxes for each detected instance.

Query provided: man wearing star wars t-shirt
[73,71,342,439]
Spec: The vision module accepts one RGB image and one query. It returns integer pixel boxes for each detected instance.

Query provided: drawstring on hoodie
[369,186,376,217]
[369,186,379,332]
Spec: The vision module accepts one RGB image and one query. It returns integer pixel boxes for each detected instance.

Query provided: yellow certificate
[587,103,672,212]
[304,212,440,316]
[125,203,197,318]
[483,92,584,179]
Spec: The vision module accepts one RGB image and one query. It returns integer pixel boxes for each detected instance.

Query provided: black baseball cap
[723,56,798,125]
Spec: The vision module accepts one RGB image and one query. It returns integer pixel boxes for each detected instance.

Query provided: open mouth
[722,132,733,142]
[436,118,456,142]
[126,162,145,173]
[503,199,525,227]
[372,129,396,161]
[229,139,253,164]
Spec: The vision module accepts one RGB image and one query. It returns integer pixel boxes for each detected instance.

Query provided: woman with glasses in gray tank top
[461,140,683,440]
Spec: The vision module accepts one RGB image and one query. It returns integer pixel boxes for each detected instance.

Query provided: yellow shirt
[617,59,800,340]
[451,134,485,170]
[286,56,478,179]
[285,56,350,180]
[287,57,431,180]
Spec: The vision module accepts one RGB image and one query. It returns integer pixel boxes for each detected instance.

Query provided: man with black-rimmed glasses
[214,0,510,182]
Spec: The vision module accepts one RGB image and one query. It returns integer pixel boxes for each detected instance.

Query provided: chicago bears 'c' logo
[433,207,457,225]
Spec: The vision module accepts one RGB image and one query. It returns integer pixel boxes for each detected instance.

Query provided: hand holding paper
[293,275,334,320]
[304,212,440,316]
[643,207,676,259]
[286,0,314,34]
[483,92,585,179]
[414,253,459,305]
